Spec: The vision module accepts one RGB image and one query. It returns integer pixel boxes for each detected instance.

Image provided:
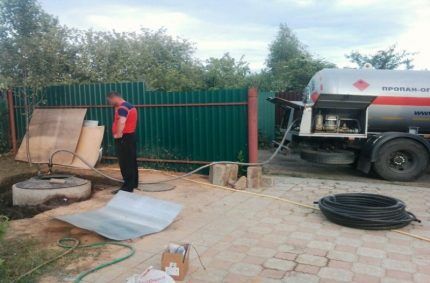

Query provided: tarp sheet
[56,191,182,240]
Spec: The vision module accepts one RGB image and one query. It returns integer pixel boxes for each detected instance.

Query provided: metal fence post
[7,89,17,154]
[248,87,258,163]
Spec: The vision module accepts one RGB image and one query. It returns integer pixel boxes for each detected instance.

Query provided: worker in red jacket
[107,91,138,193]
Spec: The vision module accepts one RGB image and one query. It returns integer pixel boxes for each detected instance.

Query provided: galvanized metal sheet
[56,191,182,240]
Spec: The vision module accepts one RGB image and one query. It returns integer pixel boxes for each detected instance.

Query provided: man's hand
[114,116,127,139]
[114,132,123,139]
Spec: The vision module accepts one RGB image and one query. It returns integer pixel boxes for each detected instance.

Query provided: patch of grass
[0,215,7,239]
[0,236,101,282]
[0,237,60,282]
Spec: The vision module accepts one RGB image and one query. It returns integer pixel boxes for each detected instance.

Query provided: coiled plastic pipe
[317,193,421,230]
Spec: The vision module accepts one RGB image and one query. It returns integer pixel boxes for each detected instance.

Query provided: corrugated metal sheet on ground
[56,191,182,240]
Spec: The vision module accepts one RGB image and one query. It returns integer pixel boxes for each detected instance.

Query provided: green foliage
[0,215,8,268]
[72,29,206,91]
[0,1,345,94]
[0,237,57,281]
[0,215,7,240]
[264,24,335,92]
[267,24,306,71]
[270,55,335,92]
[0,1,336,93]
[0,0,75,89]
[203,53,250,89]
[346,44,415,70]
[236,150,247,176]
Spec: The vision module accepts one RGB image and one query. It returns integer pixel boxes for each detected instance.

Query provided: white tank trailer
[270,68,430,181]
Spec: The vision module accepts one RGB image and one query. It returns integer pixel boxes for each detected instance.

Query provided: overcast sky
[40,0,430,71]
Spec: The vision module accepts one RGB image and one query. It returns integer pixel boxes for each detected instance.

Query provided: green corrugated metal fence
[258,91,275,145]
[12,83,249,171]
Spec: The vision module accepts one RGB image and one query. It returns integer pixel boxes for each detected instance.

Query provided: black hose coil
[317,193,420,230]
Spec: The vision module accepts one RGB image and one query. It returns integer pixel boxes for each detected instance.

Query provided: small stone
[247,166,262,188]
[234,176,247,190]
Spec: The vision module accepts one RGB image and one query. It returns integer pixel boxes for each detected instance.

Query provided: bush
[0,215,8,269]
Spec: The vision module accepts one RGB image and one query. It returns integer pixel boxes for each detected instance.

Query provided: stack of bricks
[208,164,262,189]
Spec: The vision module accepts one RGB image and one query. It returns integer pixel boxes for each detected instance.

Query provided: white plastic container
[83,120,99,127]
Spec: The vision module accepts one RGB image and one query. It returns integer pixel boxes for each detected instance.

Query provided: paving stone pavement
[80,175,430,283]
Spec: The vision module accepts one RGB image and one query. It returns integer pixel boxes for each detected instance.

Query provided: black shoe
[112,187,133,194]
[111,187,126,194]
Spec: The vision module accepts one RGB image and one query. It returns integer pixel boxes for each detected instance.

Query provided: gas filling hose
[48,120,299,185]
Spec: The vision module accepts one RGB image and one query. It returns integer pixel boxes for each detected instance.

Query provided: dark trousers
[115,133,138,192]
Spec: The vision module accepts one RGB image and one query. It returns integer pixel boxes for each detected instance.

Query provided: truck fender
[357,132,430,173]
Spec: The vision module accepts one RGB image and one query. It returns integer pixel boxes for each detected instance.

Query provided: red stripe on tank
[373,96,430,106]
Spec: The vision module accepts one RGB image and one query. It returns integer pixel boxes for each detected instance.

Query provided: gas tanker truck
[270,68,430,181]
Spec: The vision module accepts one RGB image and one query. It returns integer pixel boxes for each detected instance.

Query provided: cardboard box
[161,244,190,281]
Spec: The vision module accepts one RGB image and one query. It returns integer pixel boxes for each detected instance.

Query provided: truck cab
[270,68,430,181]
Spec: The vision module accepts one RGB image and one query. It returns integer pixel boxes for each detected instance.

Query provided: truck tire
[300,148,355,165]
[373,139,429,181]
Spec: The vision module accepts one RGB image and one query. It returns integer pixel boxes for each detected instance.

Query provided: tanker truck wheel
[373,139,429,181]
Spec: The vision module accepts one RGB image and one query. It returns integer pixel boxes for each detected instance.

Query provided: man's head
[107,91,123,106]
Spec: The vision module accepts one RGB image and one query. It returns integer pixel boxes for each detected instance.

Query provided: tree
[265,24,334,92]
[0,0,76,89]
[266,24,305,72]
[203,53,250,89]
[0,0,76,162]
[346,45,415,70]
[272,56,334,92]
[73,29,205,91]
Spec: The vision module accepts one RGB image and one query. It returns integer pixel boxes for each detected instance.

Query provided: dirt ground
[260,149,430,188]
[0,156,37,183]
